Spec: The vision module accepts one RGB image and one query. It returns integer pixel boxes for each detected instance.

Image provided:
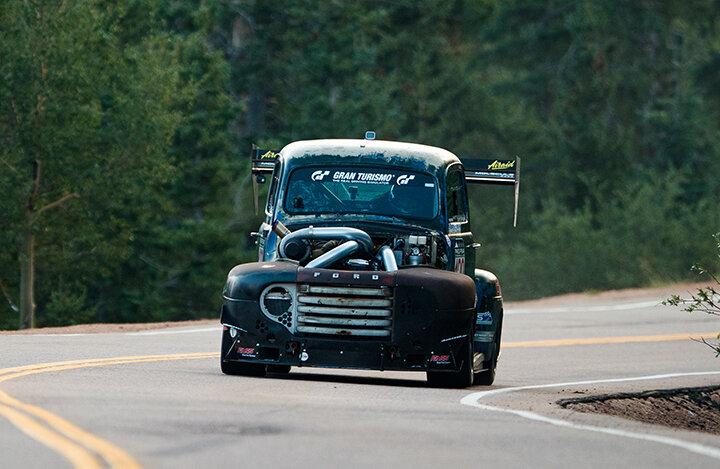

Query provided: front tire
[267,364,291,374]
[221,358,267,376]
[220,330,267,377]
[426,334,474,388]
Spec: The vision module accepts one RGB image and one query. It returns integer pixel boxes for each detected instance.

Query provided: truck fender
[472,269,503,356]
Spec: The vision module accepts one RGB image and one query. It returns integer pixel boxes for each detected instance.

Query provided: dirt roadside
[0,318,218,335]
[560,386,720,436]
[515,281,720,436]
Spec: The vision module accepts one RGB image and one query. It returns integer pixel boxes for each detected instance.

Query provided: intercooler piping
[279,226,374,259]
[275,223,398,272]
[378,246,398,272]
[305,241,360,268]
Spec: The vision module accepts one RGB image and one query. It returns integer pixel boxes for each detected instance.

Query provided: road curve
[1,285,719,468]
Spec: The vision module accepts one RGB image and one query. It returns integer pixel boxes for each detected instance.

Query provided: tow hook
[286,341,300,356]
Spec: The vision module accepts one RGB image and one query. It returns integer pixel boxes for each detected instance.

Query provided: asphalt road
[1,285,719,469]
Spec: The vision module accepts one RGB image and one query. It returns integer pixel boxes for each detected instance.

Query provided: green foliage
[1,0,719,329]
[0,0,232,328]
[664,234,720,356]
[483,172,717,300]
[465,0,720,298]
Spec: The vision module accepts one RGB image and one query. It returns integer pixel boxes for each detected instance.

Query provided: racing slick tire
[220,331,267,377]
[221,358,267,376]
[426,331,474,388]
[267,364,292,374]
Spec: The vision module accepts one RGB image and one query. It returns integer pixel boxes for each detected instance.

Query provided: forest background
[1,0,718,329]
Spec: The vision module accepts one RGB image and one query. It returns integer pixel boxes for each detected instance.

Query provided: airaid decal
[486,160,515,170]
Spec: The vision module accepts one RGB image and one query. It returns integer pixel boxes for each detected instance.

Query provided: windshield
[284,167,439,220]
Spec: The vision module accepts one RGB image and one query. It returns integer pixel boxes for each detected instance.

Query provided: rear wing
[250,148,280,215]
[251,148,279,177]
[461,158,521,227]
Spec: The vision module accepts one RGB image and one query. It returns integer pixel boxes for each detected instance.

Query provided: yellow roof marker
[503,332,719,348]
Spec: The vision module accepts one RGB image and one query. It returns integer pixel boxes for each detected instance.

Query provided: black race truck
[220,135,519,387]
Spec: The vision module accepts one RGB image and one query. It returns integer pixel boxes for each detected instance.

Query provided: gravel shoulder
[0,318,217,335]
[561,386,720,436]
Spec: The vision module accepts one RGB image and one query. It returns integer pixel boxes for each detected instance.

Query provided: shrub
[664,233,720,356]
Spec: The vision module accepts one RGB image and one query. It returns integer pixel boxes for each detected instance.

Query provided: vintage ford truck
[220,134,519,387]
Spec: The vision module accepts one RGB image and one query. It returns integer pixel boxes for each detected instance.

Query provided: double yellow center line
[1,331,718,468]
[0,353,219,469]
[503,332,719,348]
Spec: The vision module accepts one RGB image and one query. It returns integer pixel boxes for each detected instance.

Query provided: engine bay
[274,221,448,271]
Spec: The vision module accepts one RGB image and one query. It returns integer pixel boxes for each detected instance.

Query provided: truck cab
[221,136,519,387]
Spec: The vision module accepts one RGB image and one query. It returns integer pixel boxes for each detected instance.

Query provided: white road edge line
[461,371,720,461]
[127,327,219,336]
[506,300,661,314]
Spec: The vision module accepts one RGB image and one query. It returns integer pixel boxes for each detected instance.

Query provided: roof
[279,139,460,174]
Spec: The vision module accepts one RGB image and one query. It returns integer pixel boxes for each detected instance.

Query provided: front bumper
[221,321,472,372]
[221,266,477,373]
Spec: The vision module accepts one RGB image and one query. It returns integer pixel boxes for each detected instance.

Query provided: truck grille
[296,285,393,338]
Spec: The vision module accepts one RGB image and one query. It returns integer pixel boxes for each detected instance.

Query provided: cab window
[265,161,281,215]
[446,167,468,223]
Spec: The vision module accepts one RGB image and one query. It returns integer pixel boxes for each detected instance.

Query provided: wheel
[474,320,501,386]
[220,330,267,377]
[472,344,496,385]
[426,332,474,388]
[267,364,291,374]
[221,358,267,376]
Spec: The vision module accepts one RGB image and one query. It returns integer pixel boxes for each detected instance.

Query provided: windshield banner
[286,166,438,220]
[309,169,426,187]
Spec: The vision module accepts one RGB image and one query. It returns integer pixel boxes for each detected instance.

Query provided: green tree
[98,1,246,323]
[474,0,720,297]
[0,0,180,328]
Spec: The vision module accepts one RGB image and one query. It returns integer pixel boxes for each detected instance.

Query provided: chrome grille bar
[297,305,391,317]
[296,284,393,338]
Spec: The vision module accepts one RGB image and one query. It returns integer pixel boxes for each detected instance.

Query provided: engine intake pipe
[305,241,360,269]
[279,226,374,259]
[378,246,398,272]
